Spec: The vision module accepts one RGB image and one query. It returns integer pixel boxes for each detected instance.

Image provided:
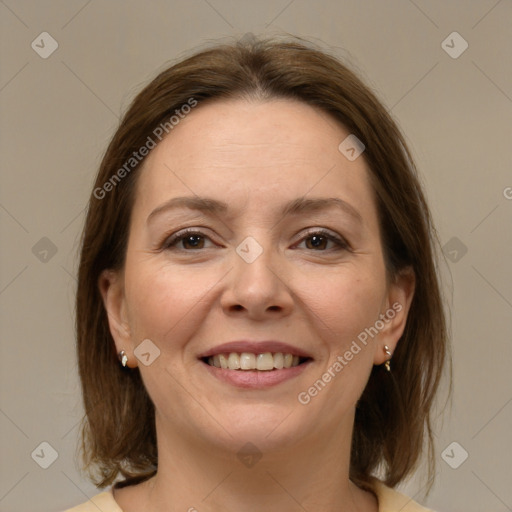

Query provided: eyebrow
[147,195,363,224]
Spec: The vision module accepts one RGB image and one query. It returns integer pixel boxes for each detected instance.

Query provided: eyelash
[159,227,351,252]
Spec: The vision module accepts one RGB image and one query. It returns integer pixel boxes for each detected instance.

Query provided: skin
[100,98,415,512]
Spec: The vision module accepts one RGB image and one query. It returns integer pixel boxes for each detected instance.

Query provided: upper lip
[197,341,313,359]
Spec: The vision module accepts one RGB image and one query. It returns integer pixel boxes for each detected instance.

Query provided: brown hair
[76,35,452,495]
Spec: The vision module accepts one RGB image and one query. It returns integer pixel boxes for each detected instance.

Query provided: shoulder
[61,480,438,512]
[371,479,437,512]
[61,487,122,512]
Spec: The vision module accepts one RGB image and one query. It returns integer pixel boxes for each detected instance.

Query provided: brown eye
[162,229,214,250]
[180,234,205,249]
[305,234,329,250]
[296,229,349,251]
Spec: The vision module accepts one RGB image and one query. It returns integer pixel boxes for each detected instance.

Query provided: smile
[202,352,312,371]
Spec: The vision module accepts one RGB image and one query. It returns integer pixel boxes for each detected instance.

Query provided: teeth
[206,352,304,370]
[256,353,274,370]
[240,353,255,370]
[273,352,284,369]
[218,354,228,369]
[227,353,240,369]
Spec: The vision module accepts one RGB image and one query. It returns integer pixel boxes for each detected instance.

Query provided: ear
[98,269,138,368]
[374,266,416,365]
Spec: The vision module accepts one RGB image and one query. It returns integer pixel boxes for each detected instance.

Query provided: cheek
[297,268,384,346]
[294,270,384,415]
[124,260,214,342]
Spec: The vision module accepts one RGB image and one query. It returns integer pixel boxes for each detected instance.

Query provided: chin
[207,406,311,452]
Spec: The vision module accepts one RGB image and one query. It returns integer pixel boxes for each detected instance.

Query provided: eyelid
[294,227,351,251]
[159,227,217,251]
[159,226,351,252]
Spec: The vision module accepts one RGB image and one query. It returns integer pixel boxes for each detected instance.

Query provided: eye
[159,227,350,252]
[295,229,350,251]
[161,229,215,250]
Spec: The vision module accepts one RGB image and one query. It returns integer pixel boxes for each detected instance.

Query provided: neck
[133,409,378,512]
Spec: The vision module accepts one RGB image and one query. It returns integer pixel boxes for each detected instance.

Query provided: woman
[65,35,451,511]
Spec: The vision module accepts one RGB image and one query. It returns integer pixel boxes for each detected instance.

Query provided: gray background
[1,1,511,511]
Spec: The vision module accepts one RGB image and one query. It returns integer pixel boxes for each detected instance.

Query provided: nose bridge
[235,233,279,290]
[224,232,292,315]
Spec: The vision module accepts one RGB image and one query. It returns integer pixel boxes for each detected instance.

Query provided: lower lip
[200,360,312,389]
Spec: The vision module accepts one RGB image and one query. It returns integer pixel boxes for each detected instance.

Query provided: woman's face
[101,98,414,455]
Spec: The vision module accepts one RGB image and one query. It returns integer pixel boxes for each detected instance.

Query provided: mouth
[200,352,313,371]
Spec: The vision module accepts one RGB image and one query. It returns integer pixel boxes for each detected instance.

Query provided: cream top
[62,479,436,511]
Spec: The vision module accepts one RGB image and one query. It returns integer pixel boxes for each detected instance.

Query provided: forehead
[132,98,377,224]
[150,98,354,167]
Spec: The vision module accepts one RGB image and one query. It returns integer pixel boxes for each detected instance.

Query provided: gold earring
[118,350,128,367]
[384,345,392,372]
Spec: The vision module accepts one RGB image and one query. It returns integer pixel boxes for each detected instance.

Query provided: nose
[221,240,294,320]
